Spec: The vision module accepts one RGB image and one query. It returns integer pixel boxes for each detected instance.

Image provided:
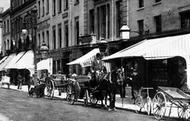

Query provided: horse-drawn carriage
[66,73,111,107]
[44,74,68,98]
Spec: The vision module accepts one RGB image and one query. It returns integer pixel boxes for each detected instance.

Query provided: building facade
[10,0,36,53]
[128,0,190,38]
[2,8,11,56]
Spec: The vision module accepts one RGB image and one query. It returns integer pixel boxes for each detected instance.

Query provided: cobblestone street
[0,88,180,121]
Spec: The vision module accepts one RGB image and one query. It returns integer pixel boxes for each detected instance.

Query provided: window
[52,0,56,16]
[97,4,110,40]
[155,0,161,3]
[180,11,190,29]
[64,21,69,47]
[154,15,162,33]
[139,0,144,8]
[46,0,49,14]
[58,0,62,13]
[38,33,41,48]
[74,17,79,45]
[46,30,49,48]
[38,1,40,18]
[75,0,79,5]
[58,23,62,48]
[89,9,94,34]
[52,25,56,49]
[138,19,144,35]
[116,1,121,37]
[64,0,69,10]
[42,32,45,44]
[42,0,45,17]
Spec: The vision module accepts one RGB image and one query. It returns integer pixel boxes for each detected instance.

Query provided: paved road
[0,88,179,121]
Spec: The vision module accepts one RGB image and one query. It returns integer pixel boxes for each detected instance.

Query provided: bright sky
[0,0,10,12]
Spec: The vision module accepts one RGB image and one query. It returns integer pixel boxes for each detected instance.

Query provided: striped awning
[67,48,100,67]
[103,33,190,61]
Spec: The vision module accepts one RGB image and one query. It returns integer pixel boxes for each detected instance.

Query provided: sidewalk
[2,85,180,118]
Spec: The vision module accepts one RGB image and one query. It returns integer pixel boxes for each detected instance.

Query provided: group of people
[89,53,143,111]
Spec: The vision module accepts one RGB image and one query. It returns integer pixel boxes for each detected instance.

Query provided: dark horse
[89,71,112,108]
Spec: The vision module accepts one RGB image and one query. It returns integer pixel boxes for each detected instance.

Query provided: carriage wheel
[134,95,144,113]
[152,91,166,120]
[90,94,98,106]
[66,84,76,105]
[177,103,190,120]
[44,81,54,99]
[146,96,152,115]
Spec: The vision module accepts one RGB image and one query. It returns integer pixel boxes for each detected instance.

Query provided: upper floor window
[75,0,79,5]
[38,1,40,18]
[46,30,49,48]
[58,23,62,48]
[89,9,95,34]
[52,25,56,49]
[42,0,45,17]
[139,0,144,8]
[64,0,69,10]
[46,0,49,15]
[52,0,56,16]
[154,15,162,33]
[64,21,69,47]
[180,11,190,29]
[155,0,161,3]
[137,19,144,35]
[74,17,79,45]
[58,0,62,13]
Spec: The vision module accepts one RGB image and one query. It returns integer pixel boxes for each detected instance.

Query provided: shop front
[103,33,190,91]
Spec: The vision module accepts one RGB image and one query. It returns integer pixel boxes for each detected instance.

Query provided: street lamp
[120,24,130,40]
[40,41,49,59]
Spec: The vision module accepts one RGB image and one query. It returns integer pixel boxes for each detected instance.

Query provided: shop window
[180,11,190,29]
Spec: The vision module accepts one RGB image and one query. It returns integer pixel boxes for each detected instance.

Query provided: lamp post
[31,6,38,85]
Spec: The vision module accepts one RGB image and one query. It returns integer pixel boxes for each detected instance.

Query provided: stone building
[2,8,11,56]
[10,0,36,52]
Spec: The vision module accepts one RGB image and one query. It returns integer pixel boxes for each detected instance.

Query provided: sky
[0,0,10,12]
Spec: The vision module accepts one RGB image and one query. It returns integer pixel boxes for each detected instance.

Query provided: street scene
[0,0,190,121]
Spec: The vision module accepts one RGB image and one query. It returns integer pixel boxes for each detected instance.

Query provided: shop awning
[0,56,8,64]
[15,50,34,70]
[0,54,16,71]
[67,48,100,67]
[4,52,26,69]
[37,58,53,74]
[103,34,190,61]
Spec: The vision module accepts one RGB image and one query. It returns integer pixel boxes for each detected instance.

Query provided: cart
[44,74,68,99]
[152,86,190,120]
[66,75,90,105]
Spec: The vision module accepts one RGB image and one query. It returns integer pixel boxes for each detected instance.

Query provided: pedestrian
[108,66,118,111]
[131,71,142,103]
[117,67,126,98]
[17,73,23,90]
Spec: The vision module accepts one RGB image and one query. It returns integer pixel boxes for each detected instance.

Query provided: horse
[89,71,112,108]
